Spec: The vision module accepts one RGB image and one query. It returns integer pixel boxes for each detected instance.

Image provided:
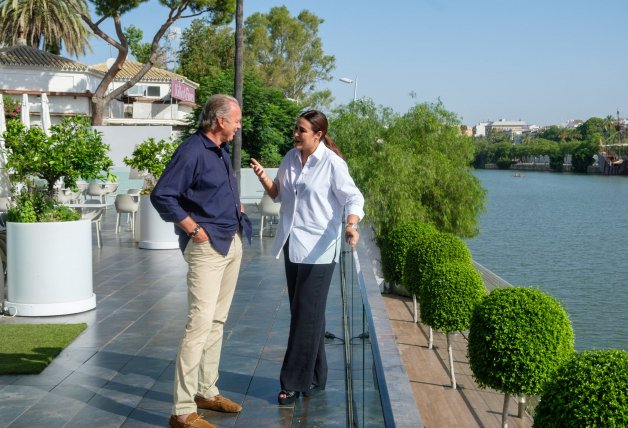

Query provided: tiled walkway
[0,207,348,427]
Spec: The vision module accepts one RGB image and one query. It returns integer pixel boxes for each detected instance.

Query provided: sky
[71,0,628,127]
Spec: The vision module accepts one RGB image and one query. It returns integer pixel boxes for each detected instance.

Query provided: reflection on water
[466,169,628,351]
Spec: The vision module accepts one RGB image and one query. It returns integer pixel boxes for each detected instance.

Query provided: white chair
[127,188,141,197]
[54,188,76,205]
[0,196,11,211]
[104,183,118,205]
[256,192,280,237]
[76,181,88,202]
[86,182,107,204]
[0,196,11,228]
[81,200,105,248]
[114,194,139,238]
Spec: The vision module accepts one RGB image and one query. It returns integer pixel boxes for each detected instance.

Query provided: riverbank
[482,162,608,174]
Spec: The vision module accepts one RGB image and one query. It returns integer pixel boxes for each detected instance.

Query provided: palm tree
[0,0,90,56]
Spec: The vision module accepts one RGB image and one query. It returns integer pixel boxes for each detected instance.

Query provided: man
[151,94,252,428]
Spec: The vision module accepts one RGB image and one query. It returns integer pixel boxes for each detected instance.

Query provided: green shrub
[419,261,486,332]
[403,230,472,297]
[379,221,438,286]
[468,287,574,396]
[3,116,113,198]
[534,349,628,427]
[7,189,80,223]
[123,137,179,193]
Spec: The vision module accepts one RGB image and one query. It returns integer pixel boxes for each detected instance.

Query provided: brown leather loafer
[194,394,242,413]
[169,412,216,428]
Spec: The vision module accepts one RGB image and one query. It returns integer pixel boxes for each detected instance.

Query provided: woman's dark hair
[299,110,344,159]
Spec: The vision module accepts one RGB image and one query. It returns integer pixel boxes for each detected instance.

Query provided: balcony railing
[339,227,424,427]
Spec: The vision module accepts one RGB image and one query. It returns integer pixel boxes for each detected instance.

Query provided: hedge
[419,261,486,332]
[403,230,472,297]
[379,221,438,286]
[468,287,574,396]
[534,349,628,427]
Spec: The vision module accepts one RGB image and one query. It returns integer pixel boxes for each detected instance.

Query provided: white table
[64,203,108,209]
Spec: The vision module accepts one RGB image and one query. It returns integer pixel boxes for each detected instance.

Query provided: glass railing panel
[339,227,424,427]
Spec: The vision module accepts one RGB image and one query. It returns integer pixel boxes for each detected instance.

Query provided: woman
[250,110,364,404]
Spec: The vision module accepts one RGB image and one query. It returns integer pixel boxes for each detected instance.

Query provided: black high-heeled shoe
[303,383,325,397]
[278,389,300,405]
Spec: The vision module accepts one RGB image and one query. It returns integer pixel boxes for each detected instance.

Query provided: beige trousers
[173,233,243,415]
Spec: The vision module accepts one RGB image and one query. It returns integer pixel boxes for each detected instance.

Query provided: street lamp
[339,76,358,102]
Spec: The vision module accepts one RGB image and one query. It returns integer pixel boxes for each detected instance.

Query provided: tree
[123,137,178,193]
[404,230,472,348]
[69,0,235,125]
[183,70,300,167]
[244,6,335,106]
[468,287,574,428]
[379,221,438,288]
[420,261,485,389]
[2,116,113,222]
[3,117,112,198]
[0,0,91,56]
[123,25,180,70]
[177,19,234,83]
[534,349,628,427]
[340,100,486,238]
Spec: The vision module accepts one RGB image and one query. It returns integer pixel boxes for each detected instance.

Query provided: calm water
[466,169,628,351]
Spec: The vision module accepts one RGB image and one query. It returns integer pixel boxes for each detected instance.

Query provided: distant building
[0,41,198,130]
[472,118,544,138]
[474,122,490,137]
[564,119,584,129]
[485,119,529,135]
[0,41,199,166]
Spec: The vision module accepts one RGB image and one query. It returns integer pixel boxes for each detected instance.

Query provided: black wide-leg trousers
[280,240,336,392]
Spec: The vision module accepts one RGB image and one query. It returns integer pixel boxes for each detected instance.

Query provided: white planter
[4,220,96,316]
[138,195,179,250]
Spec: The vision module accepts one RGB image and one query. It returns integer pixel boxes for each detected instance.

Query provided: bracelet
[188,224,202,238]
[346,222,358,230]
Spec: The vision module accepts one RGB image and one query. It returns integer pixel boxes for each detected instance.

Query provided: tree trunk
[232,0,244,185]
[517,395,526,418]
[428,326,433,349]
[412,294,418,323]
[502,393,510,428]
[91,96,105,126]
[447,332,456,389]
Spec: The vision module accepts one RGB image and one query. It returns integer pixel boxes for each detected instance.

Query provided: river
[466,169,628,351]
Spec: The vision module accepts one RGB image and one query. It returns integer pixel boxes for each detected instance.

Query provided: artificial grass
[0,323,87,375]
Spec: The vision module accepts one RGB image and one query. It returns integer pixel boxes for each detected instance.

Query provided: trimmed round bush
[380,221,438,286]
[419,261,486,332]
[403,230,472,296]
[468,287,574,396]
[534,349,628,427]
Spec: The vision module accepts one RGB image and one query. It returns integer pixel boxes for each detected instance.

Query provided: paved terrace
[0,205,533,427]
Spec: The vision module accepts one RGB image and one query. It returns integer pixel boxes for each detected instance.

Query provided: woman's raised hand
[250,158,266,180]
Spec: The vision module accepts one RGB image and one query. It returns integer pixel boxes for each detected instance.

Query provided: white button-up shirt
[271,143,365,264]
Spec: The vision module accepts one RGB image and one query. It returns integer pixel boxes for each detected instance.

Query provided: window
[125,85,161,97]
[146,86,160,97]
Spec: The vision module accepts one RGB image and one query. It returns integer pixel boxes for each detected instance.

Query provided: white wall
[240,167,278,204]
[93,125,173,168]
[0,68,89,92]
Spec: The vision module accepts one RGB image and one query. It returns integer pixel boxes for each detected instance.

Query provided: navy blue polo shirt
[150,129,252,255]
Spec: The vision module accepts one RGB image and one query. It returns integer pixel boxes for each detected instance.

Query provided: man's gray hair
[198,94,239,132]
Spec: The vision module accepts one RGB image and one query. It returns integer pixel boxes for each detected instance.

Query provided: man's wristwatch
[346,222,358,231]
[189,224,202,238]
